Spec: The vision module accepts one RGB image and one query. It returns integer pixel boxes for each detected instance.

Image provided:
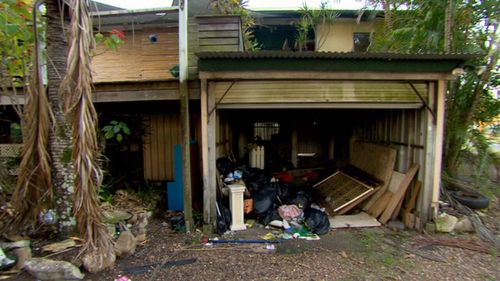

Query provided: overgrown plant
[297,1,339,51]
[59,0,114,272]
[369,0,500,182]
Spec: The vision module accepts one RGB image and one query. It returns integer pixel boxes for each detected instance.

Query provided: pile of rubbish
[216,157,330,238]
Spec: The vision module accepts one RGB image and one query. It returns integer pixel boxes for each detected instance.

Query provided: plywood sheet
[314,171,374,215]
[348,141,397,210]
[330,212,381,228]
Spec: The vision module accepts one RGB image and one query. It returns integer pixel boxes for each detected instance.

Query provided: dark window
[251,25,315,51]
[353,32,371,52]
[254,122,280,141]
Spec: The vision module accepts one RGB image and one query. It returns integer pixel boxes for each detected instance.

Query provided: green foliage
[102,120,131,143]
[369,0,500,179]
[94,29,125,51]
[297,1,339,51]
[0,0,34,91]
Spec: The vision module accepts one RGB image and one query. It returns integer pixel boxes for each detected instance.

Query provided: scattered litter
[114,275,131,281]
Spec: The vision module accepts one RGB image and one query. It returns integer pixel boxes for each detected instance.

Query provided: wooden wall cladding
[143,113,181,181]
[92,27,179,83]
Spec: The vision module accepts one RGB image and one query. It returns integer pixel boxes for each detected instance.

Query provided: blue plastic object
[167,144,184,211]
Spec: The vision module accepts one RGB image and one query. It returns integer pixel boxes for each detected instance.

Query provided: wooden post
[422,82,436,223]
[201,79,210,225]
[179,0,193,232]
[208,82,217,226]
[432,80,446,217]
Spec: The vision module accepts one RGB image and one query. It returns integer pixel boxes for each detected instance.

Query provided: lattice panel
[314,171,374,214]
[0,144,22,158]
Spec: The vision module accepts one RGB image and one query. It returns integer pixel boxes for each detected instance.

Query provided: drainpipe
[179,0,193,232]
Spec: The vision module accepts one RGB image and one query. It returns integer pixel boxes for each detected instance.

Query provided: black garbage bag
[303,208,330,235]
[290,190,312,209]
[260,206,281,226]
[252,183,278,215]
[216,157,234,176]
[216,203,232,235]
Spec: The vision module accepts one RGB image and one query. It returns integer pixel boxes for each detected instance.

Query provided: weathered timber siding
[212,81,428,105]
[189,16,242,78]
[92,27,179,83]
[143,113,181,181]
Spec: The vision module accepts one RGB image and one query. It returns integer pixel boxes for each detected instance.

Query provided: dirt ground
[7,216,498,281]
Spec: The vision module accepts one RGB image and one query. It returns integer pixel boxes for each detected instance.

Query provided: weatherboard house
[0,1,475,229]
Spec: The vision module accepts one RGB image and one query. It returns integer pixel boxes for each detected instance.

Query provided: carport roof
[197,51,479,73]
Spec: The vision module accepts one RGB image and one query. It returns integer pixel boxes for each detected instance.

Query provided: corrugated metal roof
[196,51,480,61]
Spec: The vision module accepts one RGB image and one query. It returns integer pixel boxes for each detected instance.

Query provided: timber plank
[368,191,392,218]
[379,164,420,224]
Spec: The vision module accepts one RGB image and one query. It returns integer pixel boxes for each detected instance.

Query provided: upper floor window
[251,25,315,51]
[353,32,371,52]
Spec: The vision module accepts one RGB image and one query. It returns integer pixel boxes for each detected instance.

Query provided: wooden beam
[200,71,455,81]
[201,79,210,225]
[207,81,217,226]
[379,164,419,224]
[432,80,446,217]
[421,82,436,223]
[179,0,193,232]
[216,103,423,109]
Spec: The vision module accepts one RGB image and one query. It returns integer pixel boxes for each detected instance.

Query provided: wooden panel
[348,141,397,210]
[143,113,181,181]
[199,38,240,46]
[213,81,428,104]
[314,171,374,215]
[92,27,179,83]
[198,23,240,31]
[379,164,419,224]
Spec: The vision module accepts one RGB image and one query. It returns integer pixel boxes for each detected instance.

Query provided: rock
[107,224,117,237]
[454,217,475,233]
[131,212,148,236]
[82,251,115,273]
[114,231,137,258]
[0,240,30,250]
[387,220,405,231]
[127,214,138,225]
[103,210,133,224]
[136,233,147,242]
[425,222,436,233]
[42,239,76,253]
[435,213,458,233]
[24,258,84,280]
[13,246,31,269]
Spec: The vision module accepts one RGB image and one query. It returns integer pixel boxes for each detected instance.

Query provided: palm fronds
[10,3,54,232]
[59,0,114,271]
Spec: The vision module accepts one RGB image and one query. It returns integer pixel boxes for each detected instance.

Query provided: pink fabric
[278,205,302,220]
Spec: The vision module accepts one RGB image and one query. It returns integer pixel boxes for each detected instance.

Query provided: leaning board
[314,171,374,215]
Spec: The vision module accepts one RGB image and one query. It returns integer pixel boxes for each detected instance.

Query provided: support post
[201,79,210,226]
[422,82,436,223]
[179,0,192,232]
[208,82,217,226]
[432,80,446,217]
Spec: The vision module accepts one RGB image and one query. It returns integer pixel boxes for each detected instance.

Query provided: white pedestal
[228,183,247,231]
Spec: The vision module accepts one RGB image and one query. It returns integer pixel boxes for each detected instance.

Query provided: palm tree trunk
[46,0,76,237]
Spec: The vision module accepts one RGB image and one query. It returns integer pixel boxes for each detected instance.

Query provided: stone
[425,222,436,233]
[42,239,76,253]
[114,231,137,258]
[435,213,458,233]
[131,212,148,236]
[136,233,147,242]
[13,246,31,269]
[24,258,84,280]
[103,210,133,224]
[0,240,30,250]
[82,251,115,273]
[127,214,138,225]
[454,217,475,233]
[107,224,117,237]
[387,220,405,231]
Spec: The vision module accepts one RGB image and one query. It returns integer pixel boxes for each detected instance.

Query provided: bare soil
[6,202,500,281]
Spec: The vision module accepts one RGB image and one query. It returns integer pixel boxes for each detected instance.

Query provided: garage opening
[214,106,428,233]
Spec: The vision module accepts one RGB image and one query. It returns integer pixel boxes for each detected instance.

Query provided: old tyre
[450,190,490,209]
